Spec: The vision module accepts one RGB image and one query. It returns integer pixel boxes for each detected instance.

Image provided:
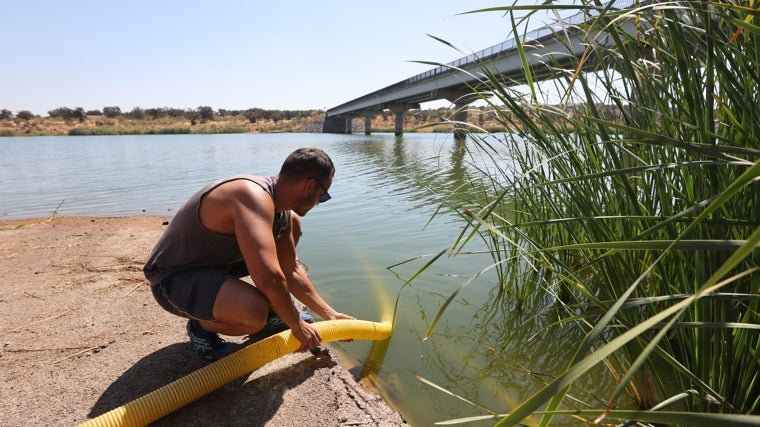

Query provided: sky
[1,1,552,116]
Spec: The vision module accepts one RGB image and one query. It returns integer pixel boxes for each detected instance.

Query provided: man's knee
[227,313,268,334]
[204,304,269,335]
[211,278,270,333]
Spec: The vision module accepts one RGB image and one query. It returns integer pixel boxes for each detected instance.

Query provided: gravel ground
[0,216,405,426]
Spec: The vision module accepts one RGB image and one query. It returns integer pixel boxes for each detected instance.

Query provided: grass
[406,1,760,426]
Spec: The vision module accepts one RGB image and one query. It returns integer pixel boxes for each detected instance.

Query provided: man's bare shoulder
[207,176,267,201]
[200,177,273,233]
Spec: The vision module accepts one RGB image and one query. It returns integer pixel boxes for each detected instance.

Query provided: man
[144,147,353,364]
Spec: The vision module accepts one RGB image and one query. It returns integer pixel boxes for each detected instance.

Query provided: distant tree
[244,108,267,123]
[184,109,199,125]
[127,107,144,120]
[102,106,122,118]
[271,111,283,124]
[48,107,74,120]
[47,106,86,122]
[86,109,102,116]
[16,110,34,120]
[0,109,12,120]
[74,107,86,122]
[198,106,214,122]
[145,108,167,120]
[166,108,184,118]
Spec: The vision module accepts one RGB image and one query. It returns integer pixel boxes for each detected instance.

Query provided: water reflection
[324,133,628,426]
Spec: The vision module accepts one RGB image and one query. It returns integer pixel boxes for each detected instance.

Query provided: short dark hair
[279,147,335,181]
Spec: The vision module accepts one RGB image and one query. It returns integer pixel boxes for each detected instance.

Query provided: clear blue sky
[2,1,551,115]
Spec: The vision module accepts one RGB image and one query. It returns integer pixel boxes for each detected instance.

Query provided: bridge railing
[328,0,639,112]
[408,0,638,85]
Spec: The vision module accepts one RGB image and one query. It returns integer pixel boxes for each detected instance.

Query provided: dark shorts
[151,261,249,321]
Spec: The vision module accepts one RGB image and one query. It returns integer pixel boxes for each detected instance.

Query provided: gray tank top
[143,175,291,285]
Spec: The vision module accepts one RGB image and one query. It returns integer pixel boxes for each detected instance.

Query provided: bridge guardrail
[328,0,640,113]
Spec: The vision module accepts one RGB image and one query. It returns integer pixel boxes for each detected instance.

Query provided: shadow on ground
[87,342,336,426]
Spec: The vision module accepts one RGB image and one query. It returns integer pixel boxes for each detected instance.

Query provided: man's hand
[291,319,322,352]
[330,312,356,321]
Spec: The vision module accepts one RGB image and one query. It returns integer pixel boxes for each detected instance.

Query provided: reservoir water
[0,133,623,426]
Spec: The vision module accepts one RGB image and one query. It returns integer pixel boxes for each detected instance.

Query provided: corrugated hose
[78,319,392,427]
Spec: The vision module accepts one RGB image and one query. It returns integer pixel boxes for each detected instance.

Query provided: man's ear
[302,177,315,195]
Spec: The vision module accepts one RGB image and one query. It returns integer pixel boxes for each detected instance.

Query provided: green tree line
[0,105,319,125]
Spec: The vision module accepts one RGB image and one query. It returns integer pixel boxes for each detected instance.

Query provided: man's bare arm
[228,182,322,350]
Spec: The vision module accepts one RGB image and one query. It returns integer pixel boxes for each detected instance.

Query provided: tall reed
[417,1,760,425]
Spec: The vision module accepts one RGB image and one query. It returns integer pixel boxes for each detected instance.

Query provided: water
[0,133,624,426]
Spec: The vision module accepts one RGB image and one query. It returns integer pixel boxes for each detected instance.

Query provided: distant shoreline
[0,111,325,137]
[0,106,510,137]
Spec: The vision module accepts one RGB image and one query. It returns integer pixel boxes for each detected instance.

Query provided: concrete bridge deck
[324,0,639,137]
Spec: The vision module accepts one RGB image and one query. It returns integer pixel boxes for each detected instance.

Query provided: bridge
[323,0,639,138]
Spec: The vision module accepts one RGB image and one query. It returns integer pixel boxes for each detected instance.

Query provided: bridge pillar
[364,115,372,135]
[442,89,480,140]
[323,116,352,134]
[453,102,469,141]
[394,111,404,136]
[387,103,419,136]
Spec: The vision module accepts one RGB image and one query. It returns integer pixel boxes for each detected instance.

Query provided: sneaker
[301,312,314,323]
[186,319,231,364]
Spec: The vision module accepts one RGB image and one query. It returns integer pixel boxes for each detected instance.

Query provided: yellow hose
[79,319,392,427]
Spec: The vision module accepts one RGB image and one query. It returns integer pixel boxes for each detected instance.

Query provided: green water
[0,132,628,425]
